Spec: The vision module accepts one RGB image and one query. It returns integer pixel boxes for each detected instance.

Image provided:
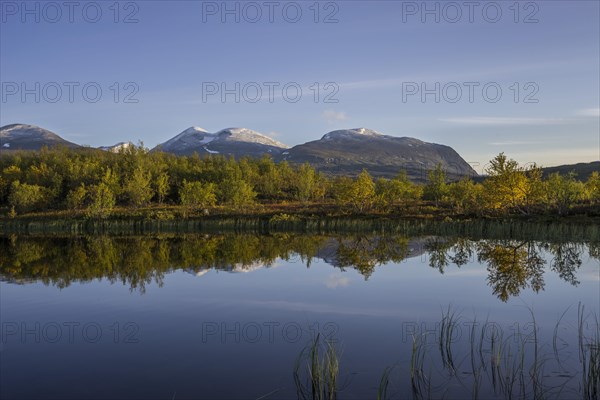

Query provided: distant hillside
[542,161,599,180]
[280,128,477,182]
[0,124,80,152]
[153,127,289,157]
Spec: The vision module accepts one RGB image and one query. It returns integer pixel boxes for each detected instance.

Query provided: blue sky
[1,0,599,171]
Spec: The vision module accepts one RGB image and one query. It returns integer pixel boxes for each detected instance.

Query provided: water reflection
[0,234,597,301]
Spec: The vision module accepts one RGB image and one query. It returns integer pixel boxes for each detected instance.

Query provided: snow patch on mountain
[322,128,382,140]
[160,126,213,150]
[0,123,80,150]
[204,147,219,154]
[215,127,289,148]
[230,261,268,273]
[99,142,134,153]
[156,126,289,154]
[1,124,51,137]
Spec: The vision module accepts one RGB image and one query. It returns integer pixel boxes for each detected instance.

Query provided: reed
[410,333,429,400]
[439,305,459,374]
[377,366,394,400]
[400,305,598,399]
[286,305,599,398]
[293,334,340,400]
[2,216,598,243]
[580,308,600,400]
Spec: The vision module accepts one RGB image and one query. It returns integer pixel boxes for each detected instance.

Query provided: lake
[1,225,599,399]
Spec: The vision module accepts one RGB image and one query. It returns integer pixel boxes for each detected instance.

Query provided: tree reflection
[544,242,584,286]
[335,235,410,279]
[425,237,473,273]
[477,240,545,302]
[0,234,591,300]
[424,238,452,273]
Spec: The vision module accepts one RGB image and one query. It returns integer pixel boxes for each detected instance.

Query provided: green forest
[0,146,599,219]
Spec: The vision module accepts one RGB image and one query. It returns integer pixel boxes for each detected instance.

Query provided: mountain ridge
[541,161,600,181]
[0,124,80,151]
[153,126,289,157]
[280,127,477,181]
[2,123,545,182]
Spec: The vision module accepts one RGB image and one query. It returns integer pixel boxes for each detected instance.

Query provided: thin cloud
[322,109,348,124]
[576,108,600,117]
[489,140,546,146]
[326,274,351,289]
[440,117,569,126]
[338,59,593,91]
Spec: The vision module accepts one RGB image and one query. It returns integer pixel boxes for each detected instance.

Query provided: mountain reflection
[0,234,597,301]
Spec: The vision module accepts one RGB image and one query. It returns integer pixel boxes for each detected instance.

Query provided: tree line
[0,146,598,217]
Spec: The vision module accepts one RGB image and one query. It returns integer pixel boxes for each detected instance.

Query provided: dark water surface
[1,232,599,399]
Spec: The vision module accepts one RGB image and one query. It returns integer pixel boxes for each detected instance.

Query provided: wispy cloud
[489,140,546,146]
[326,274,350,289]
[322,109,348,124]
[338,59,593,91]
[440,117,569,126]
[576,108,600,117]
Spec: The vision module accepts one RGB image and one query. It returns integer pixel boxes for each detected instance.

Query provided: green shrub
[8,181,50,213]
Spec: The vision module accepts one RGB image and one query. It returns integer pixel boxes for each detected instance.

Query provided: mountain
[0,124,80,151]
[99,142,134,153]
[541,161,599,181]
[153,127,289,157]
[1,124,478,181]
[279,128,477,181]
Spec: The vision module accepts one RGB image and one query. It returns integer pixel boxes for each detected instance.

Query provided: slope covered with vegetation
[0,146,598,220]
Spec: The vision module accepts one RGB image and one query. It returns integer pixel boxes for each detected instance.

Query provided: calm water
[1,232,598,399]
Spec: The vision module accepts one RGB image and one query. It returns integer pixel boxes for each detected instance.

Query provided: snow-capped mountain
[154,126,289,157]
[0,122,479,181]
[322,128,383,140]
[157,126,212,152]
[99,142,134,153]
[280,127,477,181]
[0,124,80,151]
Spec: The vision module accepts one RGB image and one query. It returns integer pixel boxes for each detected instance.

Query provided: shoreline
[1,208,598,240]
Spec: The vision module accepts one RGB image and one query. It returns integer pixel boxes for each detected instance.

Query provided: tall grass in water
[439,305,459,374]
[377,365,394,400]
[294,334,340,400]
[286,306,598,399]
[404,306,599,400]
[410,333,430,399]
[579,303,600,400]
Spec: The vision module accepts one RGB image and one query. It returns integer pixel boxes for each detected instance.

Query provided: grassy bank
[0,205,598,241]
